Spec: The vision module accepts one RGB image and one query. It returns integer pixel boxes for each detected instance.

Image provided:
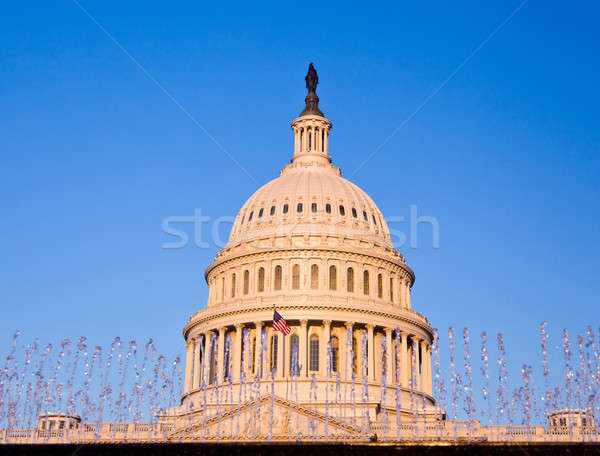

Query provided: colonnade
[183,320,432,397]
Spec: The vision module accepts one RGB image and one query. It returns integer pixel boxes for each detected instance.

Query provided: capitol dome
[228,156,392,249]
[179,64,437,438]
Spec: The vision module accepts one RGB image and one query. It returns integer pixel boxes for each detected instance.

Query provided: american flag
[273,310,291,335]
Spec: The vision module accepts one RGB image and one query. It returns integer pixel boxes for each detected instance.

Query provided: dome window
[339,205,345,216]
[241,215,245,224]
[352,208,357,218]
[274,265,282,291]
[311,203,317,213]
[325,203,331,214]
[248,211,254,222]
[310,264,319,289]
[297,203,303,213]
[283,204,289,214]
[309,334,319,372]
[363,210,368,221]
[329,265,337,291]
[270,206,276,216]
[363,270,370,295]
[258,208,264,218]
[346,267,354,292]
[257,267,265,292]
[372,215,377,225]
[243,270,250,294]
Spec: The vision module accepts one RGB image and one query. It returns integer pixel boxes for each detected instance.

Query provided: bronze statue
[300,62,324,117]
[305,62,318,93]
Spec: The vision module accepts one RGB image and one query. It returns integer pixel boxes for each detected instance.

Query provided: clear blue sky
[1,1,599,418]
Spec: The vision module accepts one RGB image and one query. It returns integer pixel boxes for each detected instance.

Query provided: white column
[300,320,308,378]
[204,331,212,384]
[400,332,408,387]
[343,322,353,379]
[385,328,394,385]
[406,281,412,309]
[412,336,421,391]
[324,128,328,154]
[233,324,243,383]
[367,324,375,382]
[321,320,331,378]
[217,327,225,384]
[423,342,432,395]
[193,337,202,389]
[255,321,263,379]
[184,339,194,393]
[276,330,285,380]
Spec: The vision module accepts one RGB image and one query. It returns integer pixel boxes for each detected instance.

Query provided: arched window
[331,336,339,373]
[297,202,303,213]
[310,264,319,290]
[329,265,337,291]
[257,267,265,292]
[325,203,332,214]
[283,204,289,214]
[274,265,282,291]
[258,208,264,218]
[270,334,278,372]
[249,211,253,221]
[352,208,357,218]
[378,273,383,298]
[292,264,300,290]
[231,273,236,298]
[363,210,368,221]
[290,334,299,376]
[309,130,312,150]
[363,270,370,295]
[372,214,377,225]
[243,270,249,295]
[270,205,276,216]
[311,202,317,213]
[221,277,225,300]
[321,129,325,151]
[339,205,345,216]
[347,267,354,292]
[309,334,319,372]
[389,277,394,301]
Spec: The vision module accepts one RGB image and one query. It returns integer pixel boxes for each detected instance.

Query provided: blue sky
[1,1,599,419]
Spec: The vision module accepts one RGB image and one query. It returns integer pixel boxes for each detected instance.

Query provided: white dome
[227,159,392,248]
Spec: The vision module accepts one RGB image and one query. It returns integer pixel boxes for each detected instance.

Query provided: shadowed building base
[1,443,600,456]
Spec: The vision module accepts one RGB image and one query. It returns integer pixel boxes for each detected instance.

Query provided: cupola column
[276,330,285,380]
[343,322,353,379]
[204,331,213,384]
[411,335,421,391]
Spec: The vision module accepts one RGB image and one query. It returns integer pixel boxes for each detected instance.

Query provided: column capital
[255,320,263,328]
[344,321,353,329]
[300,319,308,326]
[218,326,226,335]
[384,327,394,335]
[235,323,244,330]
[366,323,375,331]
[323,319,332,327]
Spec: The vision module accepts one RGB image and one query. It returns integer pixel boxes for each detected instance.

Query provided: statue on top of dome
[305,63,318,93]
[300,62,324,117]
